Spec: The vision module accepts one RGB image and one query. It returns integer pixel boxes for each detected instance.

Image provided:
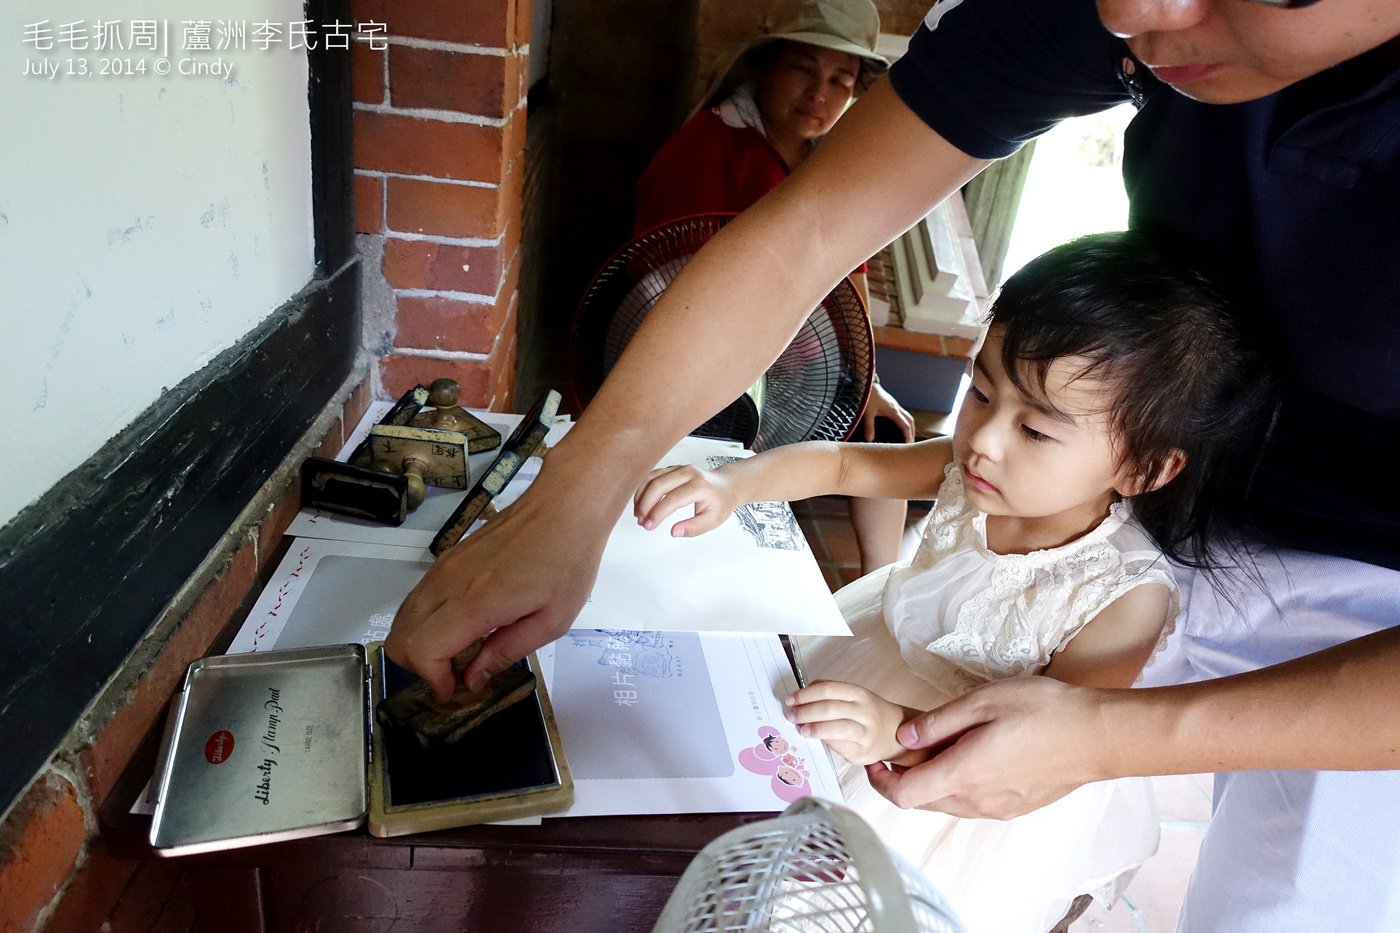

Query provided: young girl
[633,231,1272,933]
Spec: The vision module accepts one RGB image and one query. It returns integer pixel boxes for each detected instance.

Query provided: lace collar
[945,464,1132,566]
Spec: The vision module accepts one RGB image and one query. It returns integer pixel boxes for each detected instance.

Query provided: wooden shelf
[873,326,978,360]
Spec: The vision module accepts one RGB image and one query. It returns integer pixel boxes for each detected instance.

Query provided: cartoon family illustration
[738,725,813,803]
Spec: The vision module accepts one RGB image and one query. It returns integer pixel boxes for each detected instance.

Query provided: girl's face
[954,329,1136,529]
[776,766,804,786]
[756,43,860,144]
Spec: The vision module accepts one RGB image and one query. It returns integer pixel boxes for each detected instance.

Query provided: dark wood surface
[99,682,770,932]
[96,619,789,933]
[307,0,355,276]
[123,809,768,933]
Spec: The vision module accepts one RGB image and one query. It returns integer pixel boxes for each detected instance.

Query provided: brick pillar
[352,0,530,411]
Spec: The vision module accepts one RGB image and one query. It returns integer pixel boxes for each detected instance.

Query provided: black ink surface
[378,652,559,808]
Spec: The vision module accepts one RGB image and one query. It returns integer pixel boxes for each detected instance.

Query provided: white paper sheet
[573,436,850,638]
[538,630,844,816]
[270,431,849,637]
[285,402,573,549]
[223,544,846,818]
[227,538,436,654]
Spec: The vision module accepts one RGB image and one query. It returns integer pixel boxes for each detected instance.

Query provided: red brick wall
[352,0,531,412]
[1,7,531,929]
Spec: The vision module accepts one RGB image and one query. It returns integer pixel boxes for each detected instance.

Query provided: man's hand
[862,382,916,442]
[384,82,989,708]
[864,677,1112,819]
[865,627,1400,818]
[385,469,614,702]
[633,464,739,537]
[785,680,911,766]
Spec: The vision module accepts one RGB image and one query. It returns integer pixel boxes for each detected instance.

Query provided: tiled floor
[793,496,1206,933]
[792,495,932,590]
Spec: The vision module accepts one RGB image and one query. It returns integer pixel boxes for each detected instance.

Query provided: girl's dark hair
[989,229,1278,569]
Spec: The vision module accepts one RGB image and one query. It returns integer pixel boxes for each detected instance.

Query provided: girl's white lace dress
[798,464,1177,933]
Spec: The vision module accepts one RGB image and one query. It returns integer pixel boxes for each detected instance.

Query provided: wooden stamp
[301,457,412,525]
[369,424,472,494]
[430,389,561,556]
[346,385,431,467]
[300,381,502,524]
[301,385,431,524]
[410,379,502,454]
[376,641,538,746]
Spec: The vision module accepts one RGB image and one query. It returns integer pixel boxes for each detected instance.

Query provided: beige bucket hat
[699,0,889,112]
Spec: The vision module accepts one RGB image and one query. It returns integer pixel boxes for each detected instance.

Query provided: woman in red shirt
[635,0,916,575]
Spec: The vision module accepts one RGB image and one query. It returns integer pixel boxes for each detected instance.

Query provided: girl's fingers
[633,467,686,515]
[798,717,867,745]
[670,503,724,538]
[641,488,703,529]
[634,468,699,523]
[786,698,866,727]
[896,409,916,443]
[788,681,869,706]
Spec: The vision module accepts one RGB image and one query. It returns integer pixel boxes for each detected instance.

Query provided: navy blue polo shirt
[890,0,1400,570]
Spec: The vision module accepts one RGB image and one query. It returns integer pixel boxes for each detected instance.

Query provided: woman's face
[757,43,861,143]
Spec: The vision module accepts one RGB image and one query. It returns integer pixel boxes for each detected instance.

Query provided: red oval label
[204,730,234,764]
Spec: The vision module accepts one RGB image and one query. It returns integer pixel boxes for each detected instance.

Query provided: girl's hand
[785,680,910,766]
[633,464,738,537]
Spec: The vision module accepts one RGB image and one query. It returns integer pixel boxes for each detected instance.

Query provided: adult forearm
[543,82,986,524]
[390,86,984,696]
[536,217,839,531]
[1100,626,1400,777]
[873,627,1400,819]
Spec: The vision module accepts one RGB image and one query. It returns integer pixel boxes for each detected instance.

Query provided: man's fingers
[897,693,987,749]
[420,657,460,703]
[390,555,453,637]
[864,760,972,814]
[465,611,572,692]
[865,760,916,806]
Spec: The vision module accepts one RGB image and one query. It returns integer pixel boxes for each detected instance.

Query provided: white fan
[652,798,966,933]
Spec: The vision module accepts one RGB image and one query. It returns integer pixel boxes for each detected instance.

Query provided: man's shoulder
[891,0,1129,159]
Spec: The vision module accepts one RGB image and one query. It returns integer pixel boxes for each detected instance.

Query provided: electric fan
[571,215,875,450]
[651,797,966,933]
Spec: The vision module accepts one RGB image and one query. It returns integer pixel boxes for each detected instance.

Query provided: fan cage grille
[571,215,874,450]
[654,803,963,933]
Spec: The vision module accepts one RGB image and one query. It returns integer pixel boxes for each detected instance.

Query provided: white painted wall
[0,0,316,527]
